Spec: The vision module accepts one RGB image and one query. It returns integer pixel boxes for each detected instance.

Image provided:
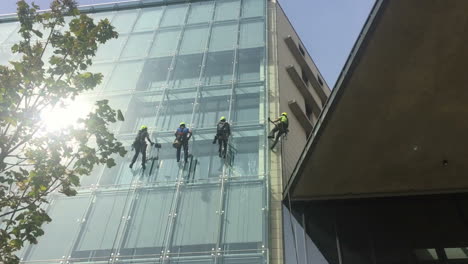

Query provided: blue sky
[1,0,375,87]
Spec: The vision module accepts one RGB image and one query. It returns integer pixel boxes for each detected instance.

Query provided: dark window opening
[317,74,324,86]
[301,67,308,85]
[305,103,312,121]
[298,43,305,56]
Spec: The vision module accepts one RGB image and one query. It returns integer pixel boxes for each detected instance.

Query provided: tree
[0,1,126,262]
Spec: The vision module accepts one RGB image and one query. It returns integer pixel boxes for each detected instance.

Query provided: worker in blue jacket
[174,122,192,163]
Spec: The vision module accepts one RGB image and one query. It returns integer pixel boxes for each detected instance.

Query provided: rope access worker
[212,116,231,158]
[130,125,154,169]
[268,112,289,149]
[174,122,192,163]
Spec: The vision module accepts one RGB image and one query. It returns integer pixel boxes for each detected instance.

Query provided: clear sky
[0,0,375,87]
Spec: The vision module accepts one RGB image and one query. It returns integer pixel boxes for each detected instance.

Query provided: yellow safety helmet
[180,122,186,126]
[140,125,148,130]
[220,116,226,121]
[281,112,287,116]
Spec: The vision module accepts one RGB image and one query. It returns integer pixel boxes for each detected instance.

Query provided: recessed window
[298,43,305,56]
[301,67,308,85]
[317,74,324,86]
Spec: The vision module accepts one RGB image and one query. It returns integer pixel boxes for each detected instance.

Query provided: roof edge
[283,0,387,199]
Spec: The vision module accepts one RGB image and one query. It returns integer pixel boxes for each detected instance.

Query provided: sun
[40,99,93,132]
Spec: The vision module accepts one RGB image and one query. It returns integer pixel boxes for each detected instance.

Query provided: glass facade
[284,194,468,264]
[0,0,269,263]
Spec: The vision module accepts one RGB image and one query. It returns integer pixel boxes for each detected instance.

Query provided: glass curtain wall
[0,0,269,263]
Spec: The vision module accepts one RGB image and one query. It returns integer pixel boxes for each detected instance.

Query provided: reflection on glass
[120,188,175,257]
[150,29,181,57]
[25,195,90,261]
[203,51,234,85]
[233,94,259,125]
[72,192,128,260]
[171,54,203,89]
[239,20,264,49]
[137,56,172,90]
[198,96,230,128]
[445,248,468,259]
[214,0,240,21]
[0,22,18,42]
[87,63,115,92]
[222,182,263,250]
[157,99,194,131]
[187,1,214,24]
[133,7,163,32]
[170,185,220,254]
[209,24,237,52]
[160,4,188,27]
[106,61,143,92]
[111,10,138,33]
[241,0,265,18]
[230,137,259,176]
[414,249,438,261]
[179,26,209,55]
[121,32,154,59]
[95,37,127,61]
[237,48,264,82]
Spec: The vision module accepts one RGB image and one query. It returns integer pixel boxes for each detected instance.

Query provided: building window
[298,43,305,56]
[317,74,324,86]
[301,67,308,85]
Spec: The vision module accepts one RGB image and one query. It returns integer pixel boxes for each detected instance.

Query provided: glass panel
[187,1,214,24]
[89,11,115,23]
[197,95,230,128]
[150,29,181,58]
[160,4,188,27]
[133,7,163,32]
[171,54,203,89]
[121,32,154,59]
[209,23,237,52]
[87,63,115,92]
[25,195,90,261]
[71,192,129,260]
[230,136,259,177]
[152,144,180,183]
[170,184,220,254]
[95,36,127,61]
[105,61,144,92]
[121,95,160,134]
[241,0,265,18]
[214,0,240,21]
[203,51,234,85]
[221,256,265,264]
[222,181,264,251]
[239,20,264,49]
[179,26,209,55]
[137,57,172,91]
[191,139,225,182]
[445,248,468,259]
[157,97,194,131]
[0,22,18,42]
[112,10,139,33]
[237,47,264,82]
[119,188,175,259]
[99,151,138,185]
[0,44,14,65]
[414,249,439,261]
[233,93,259,125]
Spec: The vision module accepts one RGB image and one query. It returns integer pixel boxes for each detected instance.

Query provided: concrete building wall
[274,3,330,185]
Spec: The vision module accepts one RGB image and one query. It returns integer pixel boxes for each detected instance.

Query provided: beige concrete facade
[266,1,330,263]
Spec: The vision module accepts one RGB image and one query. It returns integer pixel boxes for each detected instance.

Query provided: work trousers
[269,126,286,149]
[218,136,228,158]
[176,141,189,162]
[131,144,147,166]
